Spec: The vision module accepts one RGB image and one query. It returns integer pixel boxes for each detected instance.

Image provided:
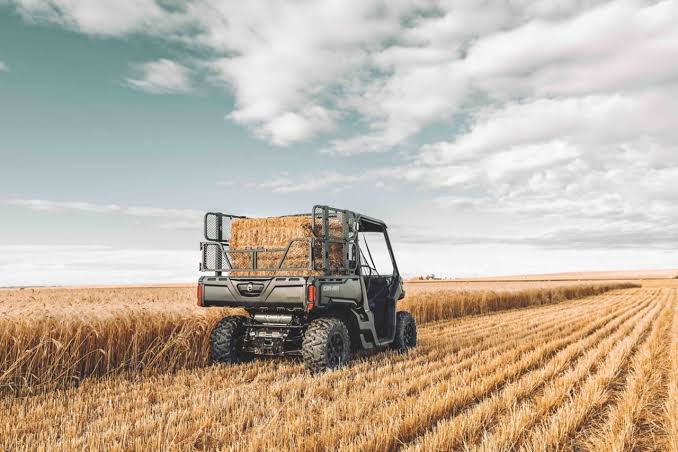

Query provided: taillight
[197,284,203,307]
[307,285,316,311]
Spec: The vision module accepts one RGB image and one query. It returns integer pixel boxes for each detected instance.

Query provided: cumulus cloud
[7,0,678,260]
[7,0,426,144]
[0,61,8,71]
[11,0,179,36]
[126,59,192,94]
[465,0,678,98]
[327,0,678,154]
[410,85,678,224]
[199,1,408,144]
[11,0,678,149]
[254,106,336,146]
[421,89,678,164]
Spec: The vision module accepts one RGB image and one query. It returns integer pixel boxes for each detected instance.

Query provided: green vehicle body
[198,205,417,372]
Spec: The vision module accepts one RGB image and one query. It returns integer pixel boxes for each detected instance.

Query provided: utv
[197,205,416,373]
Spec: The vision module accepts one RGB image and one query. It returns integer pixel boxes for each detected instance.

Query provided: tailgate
[201,276,307,307]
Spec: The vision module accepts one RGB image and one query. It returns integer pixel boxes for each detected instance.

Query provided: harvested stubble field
[2,282,677,451]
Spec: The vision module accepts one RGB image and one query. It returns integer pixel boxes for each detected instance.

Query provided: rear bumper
[199,276,308,308]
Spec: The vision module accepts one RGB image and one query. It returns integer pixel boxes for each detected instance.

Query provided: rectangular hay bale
[228,215,345,276]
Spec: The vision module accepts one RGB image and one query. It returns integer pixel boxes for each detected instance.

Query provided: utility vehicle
[197,205,416,372]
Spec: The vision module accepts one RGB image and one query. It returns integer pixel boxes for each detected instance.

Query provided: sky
[0,0,677,286]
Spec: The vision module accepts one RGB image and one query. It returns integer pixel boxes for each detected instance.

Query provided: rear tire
[392,311,417,352]
[302,318,351,373]
[209,316,248,364]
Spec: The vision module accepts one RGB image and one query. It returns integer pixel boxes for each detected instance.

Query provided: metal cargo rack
[200,205,358,276]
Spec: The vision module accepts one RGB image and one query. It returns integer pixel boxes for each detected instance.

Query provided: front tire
[302,318,351,373]
[209,316,248,364]
[392,311,417,352]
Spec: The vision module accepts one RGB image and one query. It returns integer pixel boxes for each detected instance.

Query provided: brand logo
[247,283,254,292]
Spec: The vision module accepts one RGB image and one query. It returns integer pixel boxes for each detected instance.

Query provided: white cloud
[200,0,407,144]
[395,221,678,250]
[396,88,678,235]
[252,82,678,253]
[12,0,178,36]
[6,199,201,220]
[7,0,678,275]
[466,0,678,97]
[0,245,196,286]
[254,171,362,193]
[12,0,678,149]
[483,141,580,182]
[395,242,678,279]
[126,59,192,94]
[123,206,201,220]
[255,106,336,146]
[329,0,678,154]
[7,199,122,213]
[9,0,421,144]
[421,89,678,165]
[0,61,8,72]
[327,61,469,155]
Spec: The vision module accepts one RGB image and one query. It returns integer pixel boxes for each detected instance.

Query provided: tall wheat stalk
[0,283,635,395]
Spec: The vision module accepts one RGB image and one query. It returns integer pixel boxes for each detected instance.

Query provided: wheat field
[1,282,676,450]
[0,282,632,395]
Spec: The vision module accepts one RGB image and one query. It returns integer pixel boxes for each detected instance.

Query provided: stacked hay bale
[229,215,346,276]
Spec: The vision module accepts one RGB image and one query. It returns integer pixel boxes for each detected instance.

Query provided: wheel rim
[327,332,345,367]
[404,322,415,347]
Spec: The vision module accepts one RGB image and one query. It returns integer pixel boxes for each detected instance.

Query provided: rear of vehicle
[197,205,416,372]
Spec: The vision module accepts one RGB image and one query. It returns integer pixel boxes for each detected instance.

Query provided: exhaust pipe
[252,313,294,325]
